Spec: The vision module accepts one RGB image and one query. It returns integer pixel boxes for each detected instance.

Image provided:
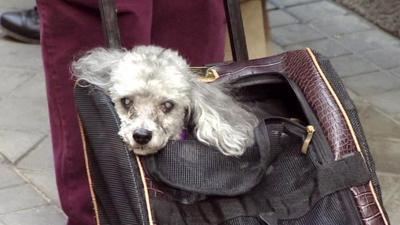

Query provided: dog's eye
[120,97,133,109]
[160,101,174,113]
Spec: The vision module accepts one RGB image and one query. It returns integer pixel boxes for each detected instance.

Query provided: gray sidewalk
[0,0,399,224]
[0,1,67,224]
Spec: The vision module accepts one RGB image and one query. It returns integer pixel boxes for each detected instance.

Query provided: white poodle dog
[73,46,258,156]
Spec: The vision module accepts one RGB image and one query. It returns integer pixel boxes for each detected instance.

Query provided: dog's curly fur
[72,46,258,156]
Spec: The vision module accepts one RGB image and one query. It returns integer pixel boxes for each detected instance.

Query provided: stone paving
[0,1,66,224]
[0,0,398,224]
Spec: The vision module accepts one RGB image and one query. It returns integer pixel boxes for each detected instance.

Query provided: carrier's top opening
[229,72,308,123]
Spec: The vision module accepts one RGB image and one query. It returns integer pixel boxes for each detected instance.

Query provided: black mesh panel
[75,85,150,225]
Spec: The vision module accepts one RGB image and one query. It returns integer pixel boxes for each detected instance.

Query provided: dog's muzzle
[133,128,152,145]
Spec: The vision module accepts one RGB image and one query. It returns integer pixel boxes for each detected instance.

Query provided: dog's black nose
[133,128,152,145]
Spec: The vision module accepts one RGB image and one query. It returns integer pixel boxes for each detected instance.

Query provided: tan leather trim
[306,48,389,225]
[135,156,155,225]
[78,117,101,225]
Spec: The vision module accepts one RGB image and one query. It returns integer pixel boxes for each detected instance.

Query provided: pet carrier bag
[74,0,391,224]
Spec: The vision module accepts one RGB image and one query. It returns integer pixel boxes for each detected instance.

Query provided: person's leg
[36,1,152,224]
[151,0,226,65]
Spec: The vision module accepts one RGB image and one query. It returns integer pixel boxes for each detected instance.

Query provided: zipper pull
[301,125,315,154]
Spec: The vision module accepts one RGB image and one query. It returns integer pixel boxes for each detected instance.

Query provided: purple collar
[180,129,189,140]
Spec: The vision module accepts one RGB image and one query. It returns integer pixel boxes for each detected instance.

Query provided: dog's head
[73,46,258,156]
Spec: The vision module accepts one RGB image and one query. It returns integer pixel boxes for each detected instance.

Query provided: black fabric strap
[147,117,371,224]
[268,151,370,220]
[262,118,371,220]
[144,121,270,196]
[151,150,370,225]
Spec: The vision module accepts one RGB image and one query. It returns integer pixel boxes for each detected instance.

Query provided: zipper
[301,125,315,154]
[263,116,317,157]
[190,67,219,83]
[228,71,335,164]
[284,78,334,164]
[230,71,335,164]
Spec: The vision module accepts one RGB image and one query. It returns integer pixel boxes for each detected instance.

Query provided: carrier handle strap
[98,0,248,60]
[99,0,121,49]
[224,0,249,61]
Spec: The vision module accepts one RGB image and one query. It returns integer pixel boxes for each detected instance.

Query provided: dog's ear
[71,48,125,91]
[191,80,258,156]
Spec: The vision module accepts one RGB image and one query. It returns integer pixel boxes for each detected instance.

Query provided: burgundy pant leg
[37,0,225,224]
[37,1,152,225]
[151,0,226,66]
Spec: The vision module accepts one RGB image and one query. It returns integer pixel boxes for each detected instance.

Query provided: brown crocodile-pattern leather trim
[351,184,387,225]
[305,50,389,225]
[282,50,359,160]
[283,50,388,225]
[213,54,283,80]
[214,49,388,225]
